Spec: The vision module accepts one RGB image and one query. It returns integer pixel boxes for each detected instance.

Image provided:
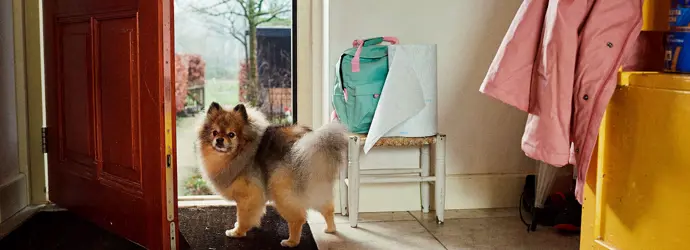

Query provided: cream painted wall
[0,0,29,223]
[0,0,19,184]
[327,0,537,211]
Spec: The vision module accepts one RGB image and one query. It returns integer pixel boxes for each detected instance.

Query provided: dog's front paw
[280,239,300,248]
[324,226,336,234]
[225,228,246,238]
[234,221,261,230]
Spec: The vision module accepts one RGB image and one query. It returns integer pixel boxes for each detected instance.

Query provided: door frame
[6,0,45,209]
[296,0,324,129]
[18,0,324,205]
[0,0,47,236]
[20,0,48,207]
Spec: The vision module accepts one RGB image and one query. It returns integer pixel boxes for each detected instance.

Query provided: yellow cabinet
[580,73,690,249]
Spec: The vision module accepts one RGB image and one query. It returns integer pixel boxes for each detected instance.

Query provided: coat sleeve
[479,0,548,112]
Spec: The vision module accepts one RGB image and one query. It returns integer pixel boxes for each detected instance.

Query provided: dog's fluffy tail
[291,122,349,181]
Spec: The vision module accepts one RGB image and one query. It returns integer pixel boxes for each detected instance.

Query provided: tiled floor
[307,208,580,250]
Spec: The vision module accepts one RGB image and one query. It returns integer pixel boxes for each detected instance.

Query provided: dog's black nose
[215,138,224,145]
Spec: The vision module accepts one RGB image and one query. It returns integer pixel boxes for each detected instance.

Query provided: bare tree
[190,0,291,107]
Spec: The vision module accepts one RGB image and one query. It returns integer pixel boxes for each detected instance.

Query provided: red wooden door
[42,0,178,249]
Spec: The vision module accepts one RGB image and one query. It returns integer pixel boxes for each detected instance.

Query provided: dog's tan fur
[197,103,346,247]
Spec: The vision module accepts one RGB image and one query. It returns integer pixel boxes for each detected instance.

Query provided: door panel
[97,15,142,188]
[58,21,96,176]
[43,0,177,249]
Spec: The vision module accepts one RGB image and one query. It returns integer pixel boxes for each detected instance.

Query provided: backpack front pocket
[350,82,383,133]
[332,83,349,127]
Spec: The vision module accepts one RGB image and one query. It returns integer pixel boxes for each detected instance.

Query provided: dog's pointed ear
[233,104,248,122]
[207,102,222,115]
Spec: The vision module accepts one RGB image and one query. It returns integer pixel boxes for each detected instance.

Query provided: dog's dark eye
[227,132,236,138]
[212,130,218,137]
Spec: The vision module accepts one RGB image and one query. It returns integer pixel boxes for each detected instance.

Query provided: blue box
[669,6,690,31]
[664,32,690,73]
[672,0,690,8]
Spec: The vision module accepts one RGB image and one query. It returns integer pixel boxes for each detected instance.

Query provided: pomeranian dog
[196,102,347,247]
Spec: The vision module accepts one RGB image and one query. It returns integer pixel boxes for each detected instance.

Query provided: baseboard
[333,173,533,213]
[0,174,28,223]
[178,173,547,213]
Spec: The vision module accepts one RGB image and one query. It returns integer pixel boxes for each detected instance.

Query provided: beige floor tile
[307,211,415,224]
[310,221,446,250]
[419,216,579,250]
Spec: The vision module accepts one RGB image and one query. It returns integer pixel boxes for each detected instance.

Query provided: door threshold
[178,196,235,208]
[177,195,275,208]
[178,195,225,201]
[178,195,234,207]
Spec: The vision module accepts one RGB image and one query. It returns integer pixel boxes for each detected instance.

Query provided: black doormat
[0,210,144,250]
[0,206,318,250]
[179,206,318,250]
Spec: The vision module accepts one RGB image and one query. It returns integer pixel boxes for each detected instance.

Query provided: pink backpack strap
[382,36,399,44]
[351,39,364,72]
[350,37,399,73]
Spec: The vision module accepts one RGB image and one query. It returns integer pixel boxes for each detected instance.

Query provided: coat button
[583,94,589,100]
[575,148,580,153]
[607,42,613,48]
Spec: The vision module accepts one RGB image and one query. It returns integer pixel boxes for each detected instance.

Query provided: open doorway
[172,0,296,199]
[172,1,310,248]
[2,0,323,248]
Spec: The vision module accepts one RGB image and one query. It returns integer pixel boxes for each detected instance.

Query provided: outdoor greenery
[175,0,292,196]
[183,168,213,196]
[191,0,292,107]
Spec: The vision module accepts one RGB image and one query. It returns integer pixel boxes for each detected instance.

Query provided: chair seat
[351,134,436,147]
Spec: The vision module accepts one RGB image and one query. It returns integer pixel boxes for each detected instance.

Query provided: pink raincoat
[480,0,643,203]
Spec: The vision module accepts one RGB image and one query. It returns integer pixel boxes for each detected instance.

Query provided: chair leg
[339,152,348,216]
[434,134,446,224]
[347,136,360,228]
[420,145,431,213]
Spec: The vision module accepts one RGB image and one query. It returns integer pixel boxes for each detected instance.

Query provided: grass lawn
[204,78,240,107]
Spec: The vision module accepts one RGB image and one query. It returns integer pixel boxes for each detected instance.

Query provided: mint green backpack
[332,37,399,133]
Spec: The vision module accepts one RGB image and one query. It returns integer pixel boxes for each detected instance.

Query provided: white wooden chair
[340,134,446,228]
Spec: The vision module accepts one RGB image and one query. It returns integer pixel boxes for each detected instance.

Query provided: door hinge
[169,222,177,250]
[41,127,48,153]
